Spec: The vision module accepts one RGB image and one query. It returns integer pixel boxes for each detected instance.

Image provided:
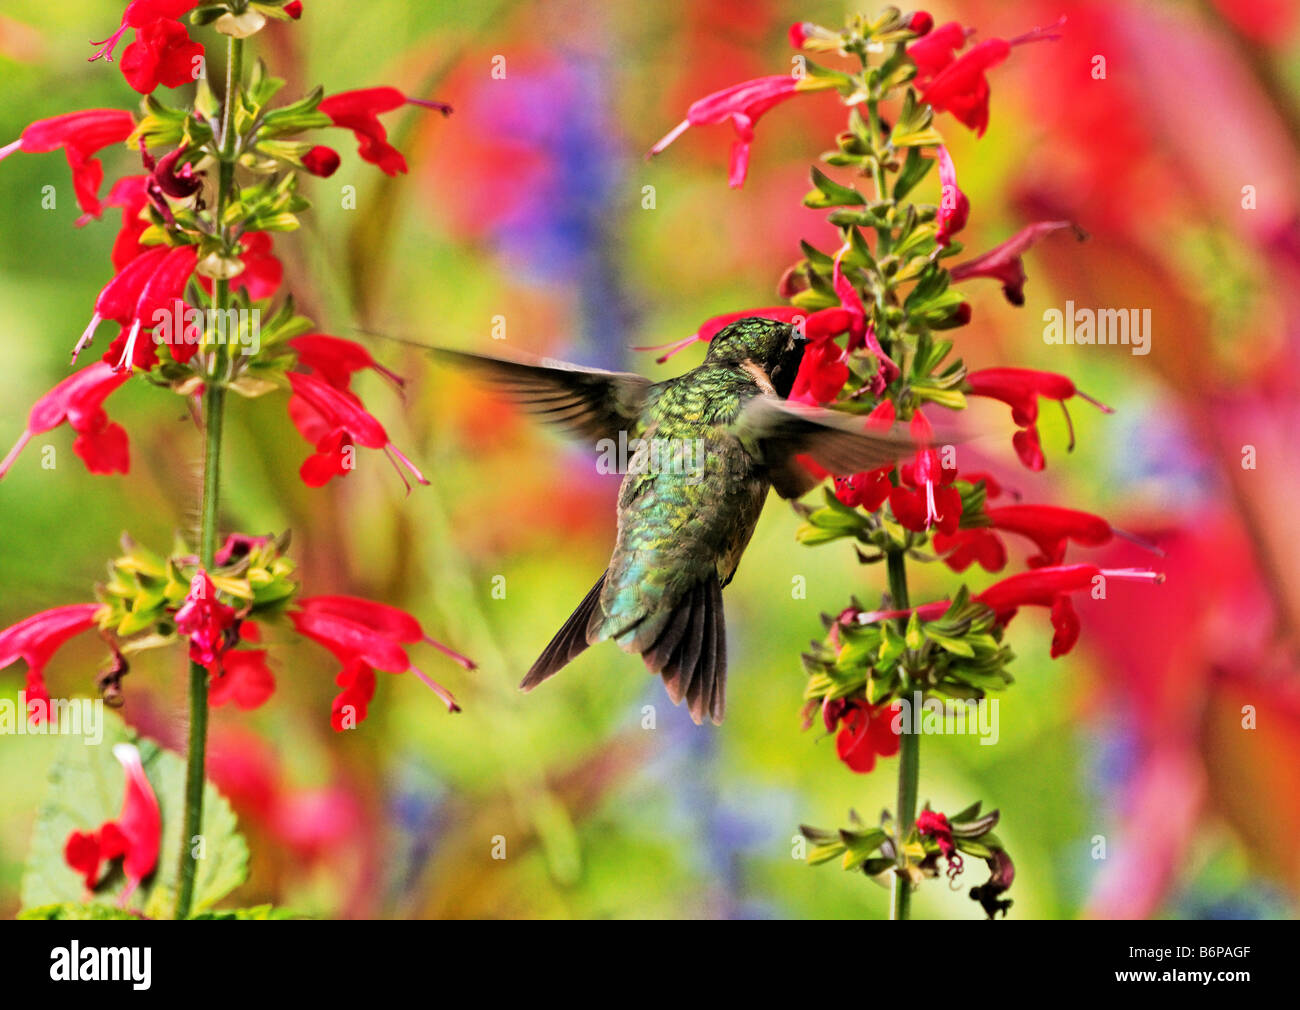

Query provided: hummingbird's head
[704,317,807,398]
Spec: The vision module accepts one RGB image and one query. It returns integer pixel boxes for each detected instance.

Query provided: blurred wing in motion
[733,396,924,499]
[429,347,651,444]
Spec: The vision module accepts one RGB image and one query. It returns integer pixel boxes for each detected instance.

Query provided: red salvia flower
[889,411,961,533]
[912,20,1064,136]
[103,174,150,270]
[285,1,304,19]
[935,146,968,246]
[829,698,902,773]
[208,621,275,711]
[907,21,972,83]
[0,362,131,478]
[966,366,1113,470]
[0,604,99,725]
[319,88,452,177]
[0,109,135,223]
[286,370,428,490]
[174,570,236,667]
[834,399,898,509]
[289,334,405,393]
[73,245,169,363]
[63,743,161,904]
[949,220,1084,305]
[120,17,203,94]
[109,244,199,372]
[291,595,472,729]
[975,563,1164,657]
[648,74,838,188]
[917,808,963,880]
[300,144,340,177]
[87,0,197,63]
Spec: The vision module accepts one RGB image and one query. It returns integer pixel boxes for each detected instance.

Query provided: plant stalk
[886,547,918,920]
[175,34,242,922]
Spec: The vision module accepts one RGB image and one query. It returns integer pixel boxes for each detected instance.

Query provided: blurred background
[2,0,1299,919]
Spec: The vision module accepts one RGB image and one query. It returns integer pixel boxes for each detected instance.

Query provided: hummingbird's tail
[520,573,607,693]
[520,571,728,726]
[637,574,727,726]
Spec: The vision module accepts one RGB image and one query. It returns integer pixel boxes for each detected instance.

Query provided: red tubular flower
[932,526,1007,572]
[935,503,1159,572]
[889,411,961,533]
[975,563,1164,658]
[830,699,901,773]
[291,595,471,730]
[834,399,897,509]
[229,232,282,300]
[301,144,340,177]
[0,604,99,724]
[789,337,849,405]
[104,175,150,270]
[330,658,376,731]
[73,245,168,363]
[949,220,1084,305]
[174,570,236,667]
[120,17,203,94]
[285,1,304,18]
[319,88,452,177]
[110,244,199,372]
[966,366,1113,470]
[648,74,837,188]
[935,146,968,245]
[289,334,405,394]
[908,11,935,36]
[0,110,135,223]
[286,370,428,491]
[633,307,807,363]
[907,22,971,83]
[208,621,275,711]
[0,362,131,478]
[917,808,963,880]
[829,245,899,383]
[63,743,161,904]
[913,20,1064,136]
[88,0,197,63]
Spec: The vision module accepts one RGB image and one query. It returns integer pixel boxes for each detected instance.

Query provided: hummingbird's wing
[732,396,925,499]
[429,347,651,444]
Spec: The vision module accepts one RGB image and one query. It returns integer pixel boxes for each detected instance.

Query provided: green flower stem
[175,34,242,922]
[886,546,918,921]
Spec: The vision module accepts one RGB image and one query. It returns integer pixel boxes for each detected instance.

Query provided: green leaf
[20,712,248,919]
[18,902,142,920]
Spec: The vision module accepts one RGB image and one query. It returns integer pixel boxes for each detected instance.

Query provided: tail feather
[520,570,730,725]
[643,574,727,725]
[520,573,607,692]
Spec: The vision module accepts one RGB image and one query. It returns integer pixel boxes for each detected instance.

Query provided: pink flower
[966,366,1113,470]
[950,220,1085,305]
[174,570,236,667]
[0,362,132,478]
[319,88,452,177]
[63,743,161,905]
[286,370,428,490]
[648,74,837,188]
[0,110,135,223]
[0,604,99,725]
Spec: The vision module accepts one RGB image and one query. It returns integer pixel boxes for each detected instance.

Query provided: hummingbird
[432,317,920,725]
